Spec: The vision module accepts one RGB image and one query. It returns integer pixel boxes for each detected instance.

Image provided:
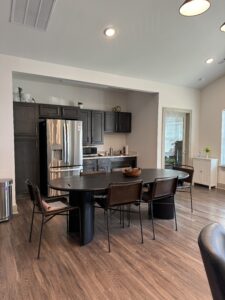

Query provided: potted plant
[204,146,211,158]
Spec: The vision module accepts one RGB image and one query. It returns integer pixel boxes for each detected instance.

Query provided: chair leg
[150,201,155,240]
[128,204,131,227]
[29,203,35,242]
[120,206,122,225]
[138,204,144,244]
[190,186,193,213]
[122,206,125,228]
[67,212,69,232]
[37,215,44,259]
[78,208,82,244]
[106,209,111,253]
[173,197,178,231]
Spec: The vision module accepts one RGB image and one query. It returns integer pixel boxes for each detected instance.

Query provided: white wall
[200,75,225,185]
[126,92,158,168]
[0,53,200,211]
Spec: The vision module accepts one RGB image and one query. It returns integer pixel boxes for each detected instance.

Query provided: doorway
[162,108,191,168]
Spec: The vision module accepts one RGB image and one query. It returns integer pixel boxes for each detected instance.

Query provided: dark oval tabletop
[49,168,188,192]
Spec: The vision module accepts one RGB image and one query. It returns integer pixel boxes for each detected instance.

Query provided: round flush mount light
[220,22,225,32]
[179,0,210,17]
[104,27,116,38]
[206,58,214,64]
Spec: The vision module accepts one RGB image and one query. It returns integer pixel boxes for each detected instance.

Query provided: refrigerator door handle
[63,122,67,163]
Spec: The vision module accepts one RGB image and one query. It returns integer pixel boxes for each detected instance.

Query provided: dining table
[49,168,188,245]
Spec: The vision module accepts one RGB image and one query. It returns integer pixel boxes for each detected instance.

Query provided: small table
[50,168,188,245]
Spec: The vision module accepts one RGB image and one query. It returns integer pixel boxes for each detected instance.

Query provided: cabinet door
[98,158,111,172]
[110,157,137,170]
[83,159,97,172]
[61,106,80,120]
[117,112,131,133]
[14,103,38,136]
[39,104,61,119]
[91,111,104,144]
[104,112,116,132]
[15,137,39,194]
[80,110,91,145]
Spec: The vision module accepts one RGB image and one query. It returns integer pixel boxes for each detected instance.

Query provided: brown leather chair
[142,177,178,240]
[173,165,194,212]
[98,180,143,252]
[26,179,81,259]
[198,223,225,300]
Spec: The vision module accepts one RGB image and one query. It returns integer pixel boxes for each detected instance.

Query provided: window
[221,111,225,165]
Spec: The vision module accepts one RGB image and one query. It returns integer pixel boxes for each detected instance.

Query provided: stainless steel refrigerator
[39,119,83,196]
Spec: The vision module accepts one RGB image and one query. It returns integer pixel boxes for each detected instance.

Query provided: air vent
[10,0,57,31]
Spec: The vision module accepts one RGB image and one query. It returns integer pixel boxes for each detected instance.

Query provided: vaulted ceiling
[1,0,225,89]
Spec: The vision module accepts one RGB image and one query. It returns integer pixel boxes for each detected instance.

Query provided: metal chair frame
[26,179,81,259]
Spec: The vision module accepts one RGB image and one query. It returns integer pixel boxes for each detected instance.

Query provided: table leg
[69,190,95,245]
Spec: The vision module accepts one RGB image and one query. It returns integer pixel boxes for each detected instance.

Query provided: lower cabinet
[193,157,218,189]
[83,157,137,173]
[15,137,39,194]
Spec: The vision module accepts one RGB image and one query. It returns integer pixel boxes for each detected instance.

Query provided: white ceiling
[1,0,225,89]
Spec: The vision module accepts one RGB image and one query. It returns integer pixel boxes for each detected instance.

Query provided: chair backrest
[173,165,194,184]
[80,170,107,176]
[25,179,36,203]
[150,177,178,200]
[198,223,225,300]
[25,179,44,213]
[106,180,143,207]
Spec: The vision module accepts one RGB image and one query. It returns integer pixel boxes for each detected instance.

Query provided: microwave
[83,146,98,157]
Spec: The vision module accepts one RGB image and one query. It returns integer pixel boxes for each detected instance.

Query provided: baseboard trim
[12,204,18,214]
[217,183,225,190]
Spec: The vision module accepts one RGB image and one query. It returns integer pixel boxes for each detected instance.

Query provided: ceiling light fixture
[179,0,210,16]
[104,27,116,38]
[220,22,225,32]
[206,58,214,64]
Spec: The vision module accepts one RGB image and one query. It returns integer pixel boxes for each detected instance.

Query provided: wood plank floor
[1,186,225,299]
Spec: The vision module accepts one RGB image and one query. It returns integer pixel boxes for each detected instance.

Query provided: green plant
[204,146,211,154]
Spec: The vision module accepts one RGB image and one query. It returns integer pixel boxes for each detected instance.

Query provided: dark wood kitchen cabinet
[13,102,39,194]
[39,104,61,119]
[80,109,104,145]
[61,106,80,120]
[104,112,132,133]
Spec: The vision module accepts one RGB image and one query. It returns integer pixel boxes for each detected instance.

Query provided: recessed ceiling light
[206,58,214,64]
[104,27,116,38]
[179,0,210,17]
[220,22,225,32]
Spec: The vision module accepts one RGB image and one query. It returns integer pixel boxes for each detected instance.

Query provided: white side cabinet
[193,157,218,189]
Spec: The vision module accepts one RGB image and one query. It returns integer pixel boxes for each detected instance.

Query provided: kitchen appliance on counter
[39,119,83,197]
[83,146,98,157]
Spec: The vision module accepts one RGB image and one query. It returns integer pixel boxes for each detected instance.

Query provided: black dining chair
[96,180,143,252]
[173,165,194,212]
[198,223,225,300]
[142,177,178,240]
[26,179,81,259]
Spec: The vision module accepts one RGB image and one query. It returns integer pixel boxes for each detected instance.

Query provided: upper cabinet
[80,109,104,145]
[39,104,80,119]
[14,102,39,136]
[104,112,132,133]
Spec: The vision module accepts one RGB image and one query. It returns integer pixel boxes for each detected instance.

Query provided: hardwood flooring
[1,186,225,299]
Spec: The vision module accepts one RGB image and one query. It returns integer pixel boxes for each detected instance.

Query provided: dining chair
[25,179,81,259]
[142,177,178,240]
[96,180,143,252]
[198,223,225,300]
[172,164,194,212]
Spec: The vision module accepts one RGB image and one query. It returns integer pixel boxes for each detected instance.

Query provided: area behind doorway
[162,108,191,168]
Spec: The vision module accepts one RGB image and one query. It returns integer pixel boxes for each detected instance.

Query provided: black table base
[69,191,95,245]
[149,196,175,220]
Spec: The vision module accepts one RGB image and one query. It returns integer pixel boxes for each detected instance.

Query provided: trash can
[0,179,13,222]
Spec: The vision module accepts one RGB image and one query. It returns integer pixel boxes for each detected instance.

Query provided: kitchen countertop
[83,154,137,160]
